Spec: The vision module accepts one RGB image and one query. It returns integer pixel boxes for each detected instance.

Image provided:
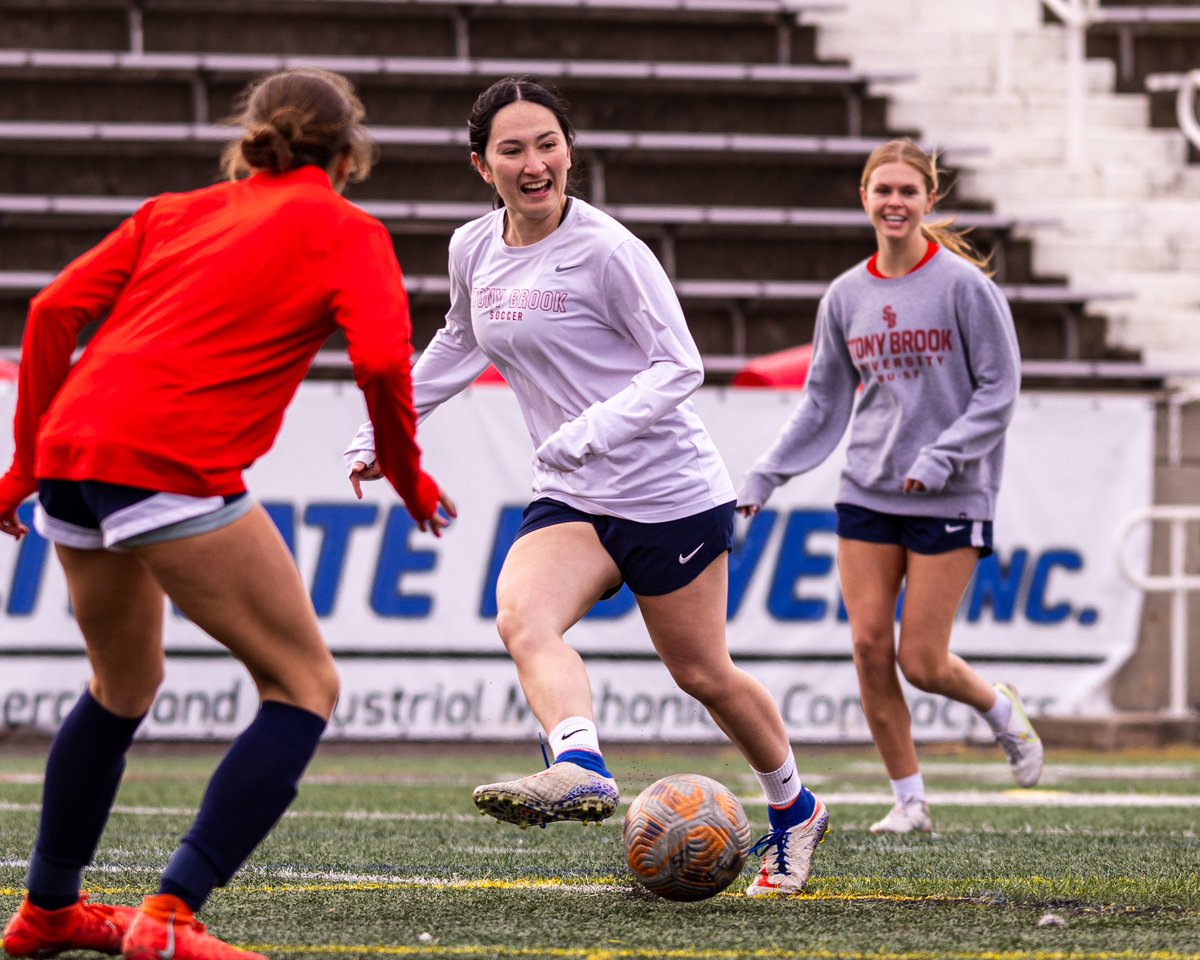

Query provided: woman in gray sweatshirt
[737,139,1043,835]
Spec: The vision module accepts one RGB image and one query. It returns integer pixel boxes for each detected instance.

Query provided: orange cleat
[3,892,137,957]
[121,894,265,960]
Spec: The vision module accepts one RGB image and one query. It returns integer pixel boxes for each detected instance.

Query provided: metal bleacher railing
[1115,504,1200,720]
[997,1,1200,162]
[0,49,910,139]
[116,0,845,63]
[1146,70,1200,154]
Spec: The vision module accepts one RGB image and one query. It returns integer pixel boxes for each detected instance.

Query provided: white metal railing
[1041,0,1099,164]
[1114,505,1200,719]
[998,1,1200,162]
[1147,70,1200,154]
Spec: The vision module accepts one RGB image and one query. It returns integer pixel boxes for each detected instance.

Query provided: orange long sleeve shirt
[0,166,439,522]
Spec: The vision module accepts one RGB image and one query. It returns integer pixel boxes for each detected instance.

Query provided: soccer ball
[621,773,751,901]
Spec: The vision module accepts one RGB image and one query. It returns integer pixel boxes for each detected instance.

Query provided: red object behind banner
[0,359,17,382]
[730,344,812,388]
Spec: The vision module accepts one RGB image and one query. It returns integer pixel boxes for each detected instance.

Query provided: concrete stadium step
[809,0,1044,30]
[818,31,1118,95]
[960,161,1187,203]
[1001,197,1200,242]
[1081,271,1200,307]
[887,95,1151,136]
[910,126,1184,168]
[816,0,1199,368]
[1032,235,1200,275]
[1103,303,1200,369]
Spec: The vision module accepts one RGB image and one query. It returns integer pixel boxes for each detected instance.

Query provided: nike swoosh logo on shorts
[945,524,967,533]
[678,543,704,564]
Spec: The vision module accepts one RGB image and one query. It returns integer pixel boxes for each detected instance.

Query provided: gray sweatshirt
[738,248,1021,520]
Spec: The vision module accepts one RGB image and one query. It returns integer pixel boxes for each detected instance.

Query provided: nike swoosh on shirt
[554,262,584,272]
[944,524,967,533]
[678,543,704,564]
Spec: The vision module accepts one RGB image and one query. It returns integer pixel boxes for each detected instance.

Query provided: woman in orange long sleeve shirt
[0,68,453,960]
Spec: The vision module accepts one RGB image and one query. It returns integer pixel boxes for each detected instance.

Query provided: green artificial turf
[1,742,1197,959]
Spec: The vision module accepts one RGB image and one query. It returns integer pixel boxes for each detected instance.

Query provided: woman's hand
[736,504,760,519]
[0,508,28,540]
[417,489,458,539]
[903,478,926,494]
[348,460,383,499]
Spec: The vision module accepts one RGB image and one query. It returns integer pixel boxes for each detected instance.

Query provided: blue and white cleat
[472,761,619,828]
[744,796,828,896]
[993,682,1044,787]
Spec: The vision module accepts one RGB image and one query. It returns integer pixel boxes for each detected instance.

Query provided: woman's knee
[249,650,340,718]
[90,665,163,718]
[308,657,340,716]
[663,660,733,706]
[851,624,896,673]
[495,603,558,659]
[896,648,950,693]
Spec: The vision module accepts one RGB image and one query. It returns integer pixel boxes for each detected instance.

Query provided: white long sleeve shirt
[346,198,734,522]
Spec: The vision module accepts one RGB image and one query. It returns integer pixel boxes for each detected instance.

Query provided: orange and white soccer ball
[621,773,751,901]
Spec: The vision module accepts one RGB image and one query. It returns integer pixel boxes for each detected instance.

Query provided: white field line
[845,761,1199,781]
[4,789,1200,826]
[0,802,480,821]
[821,790,1200,807]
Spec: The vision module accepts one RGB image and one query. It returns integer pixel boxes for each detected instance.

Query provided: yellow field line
[1,877,1194,907]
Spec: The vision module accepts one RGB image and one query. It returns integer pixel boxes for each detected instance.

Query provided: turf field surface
[1,741,1197,959]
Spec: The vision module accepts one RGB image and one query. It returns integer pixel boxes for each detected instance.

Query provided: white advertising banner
[0,382,1154,741]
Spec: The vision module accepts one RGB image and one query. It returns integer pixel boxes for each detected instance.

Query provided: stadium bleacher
[0,0,1146,380]
[1078,3,1200,159]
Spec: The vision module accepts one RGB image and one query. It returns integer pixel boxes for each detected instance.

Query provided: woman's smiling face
[861,160,934,246]
[472,100,572,242]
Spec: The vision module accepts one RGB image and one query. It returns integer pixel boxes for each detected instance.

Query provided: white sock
[548,716,602,759]
[753,749,802,808]
[890,772,926,806]
[981,688,1012,733]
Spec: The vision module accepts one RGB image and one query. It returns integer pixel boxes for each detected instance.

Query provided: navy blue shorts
[515,498,735,597]
[35,479,252,550]
[835,502,993,558]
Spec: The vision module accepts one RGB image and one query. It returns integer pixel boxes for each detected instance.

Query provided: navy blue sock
[767,785,817,831]
[556,748,612,778]
[160,701,326,912]
[27,689,143,910]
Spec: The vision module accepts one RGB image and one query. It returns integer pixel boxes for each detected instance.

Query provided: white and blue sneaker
[744,796,828,896]
[994,682,1044,787]
[472,761,619,829]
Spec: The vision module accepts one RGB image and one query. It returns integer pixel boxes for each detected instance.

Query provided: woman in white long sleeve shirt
[345,75,827,895]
